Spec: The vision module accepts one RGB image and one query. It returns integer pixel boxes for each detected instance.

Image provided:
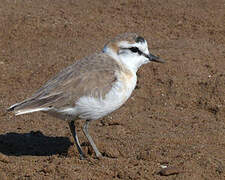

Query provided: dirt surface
[0,0,225,179]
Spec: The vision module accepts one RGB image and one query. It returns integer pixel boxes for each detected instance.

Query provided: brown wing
[9,53,121,112]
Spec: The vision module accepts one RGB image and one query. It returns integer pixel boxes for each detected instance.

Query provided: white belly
[73,70,137,120]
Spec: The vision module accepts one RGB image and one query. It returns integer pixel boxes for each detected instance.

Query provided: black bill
[145,53,165,63]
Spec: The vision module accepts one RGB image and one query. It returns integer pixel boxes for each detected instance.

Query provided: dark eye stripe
[129,47,138,53]
[129,47,142,55]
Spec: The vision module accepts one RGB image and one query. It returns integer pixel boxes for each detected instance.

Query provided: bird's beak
[145,53,165,63]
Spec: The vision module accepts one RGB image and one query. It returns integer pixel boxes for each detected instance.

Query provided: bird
[7,33,165,159]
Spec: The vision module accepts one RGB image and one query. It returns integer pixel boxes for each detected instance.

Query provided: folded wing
[8,53,121,115]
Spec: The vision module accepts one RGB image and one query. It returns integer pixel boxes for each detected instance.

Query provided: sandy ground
[0,0,225,179]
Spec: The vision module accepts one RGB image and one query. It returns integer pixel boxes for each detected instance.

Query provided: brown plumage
[8,53,121,113]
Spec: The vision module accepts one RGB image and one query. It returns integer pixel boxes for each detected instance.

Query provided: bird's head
[103,33,165,71]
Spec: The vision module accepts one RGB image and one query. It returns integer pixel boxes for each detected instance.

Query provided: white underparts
[59,70,137,120]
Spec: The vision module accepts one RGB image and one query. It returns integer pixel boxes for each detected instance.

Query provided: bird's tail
[7,99,49,116]
[7,101,27,112]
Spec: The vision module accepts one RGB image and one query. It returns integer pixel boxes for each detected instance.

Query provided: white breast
[74,69,137,120]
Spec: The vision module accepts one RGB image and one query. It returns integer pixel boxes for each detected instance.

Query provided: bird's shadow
[0,131,72,156]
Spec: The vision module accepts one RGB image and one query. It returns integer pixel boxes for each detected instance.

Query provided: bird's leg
[68,120,85,160]
[82,120,102,158]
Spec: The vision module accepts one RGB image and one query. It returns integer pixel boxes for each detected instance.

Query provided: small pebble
[158,166,182,176]
[160,165,168,169]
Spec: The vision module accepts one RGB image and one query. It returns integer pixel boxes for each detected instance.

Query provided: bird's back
[8,52,122,116]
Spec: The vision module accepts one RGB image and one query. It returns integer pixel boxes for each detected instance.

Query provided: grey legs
[68,120,85,160]
[82,120,102,158]
[68,120,102,159]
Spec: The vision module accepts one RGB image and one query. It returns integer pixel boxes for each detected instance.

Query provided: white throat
[103,46,149,73]
[119,53,148,72]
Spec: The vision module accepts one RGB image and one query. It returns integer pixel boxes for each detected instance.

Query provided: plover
[8,33,165,159]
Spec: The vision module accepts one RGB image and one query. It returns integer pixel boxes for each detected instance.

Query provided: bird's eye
[129,47,139,53]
